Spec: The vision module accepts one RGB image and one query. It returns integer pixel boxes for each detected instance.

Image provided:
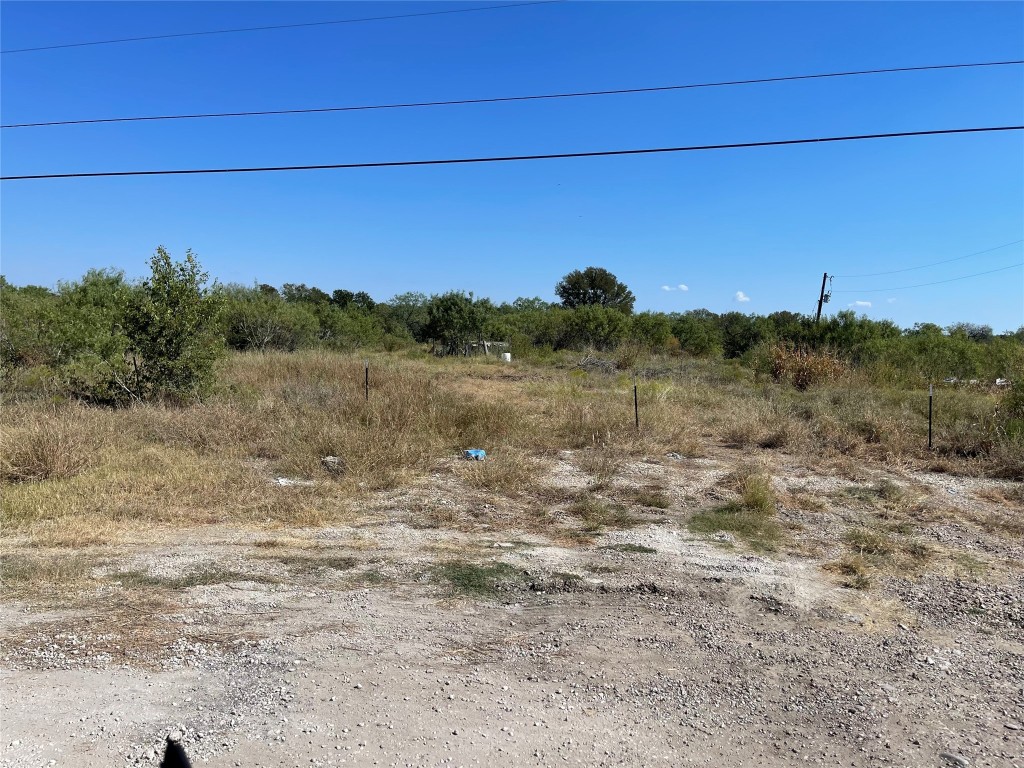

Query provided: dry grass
[824,554,874,590]
[0,405,102,483]
[974,484,1024,506]
[565,496,641,533]
[0,550,98,597]
[835,523,936,586]
[460,450,546,496]
[2,350,1017,554]
[628,487,672,509]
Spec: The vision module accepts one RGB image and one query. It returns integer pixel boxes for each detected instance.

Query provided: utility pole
[815,272,829,323]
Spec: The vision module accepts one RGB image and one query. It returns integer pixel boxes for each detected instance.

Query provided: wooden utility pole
[815,272,829,323]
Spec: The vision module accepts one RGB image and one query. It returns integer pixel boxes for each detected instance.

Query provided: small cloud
[677,284,689,292]
[886,297,897,304]
[848,300,872,308]
[734,291,750,303]
[661,285,673,291]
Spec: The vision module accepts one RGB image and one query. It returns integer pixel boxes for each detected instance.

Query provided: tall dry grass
[2,350,1019,547]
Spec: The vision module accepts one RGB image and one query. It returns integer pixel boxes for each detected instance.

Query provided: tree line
[1,250,1021,403]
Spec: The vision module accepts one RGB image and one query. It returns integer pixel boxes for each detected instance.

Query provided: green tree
[555,267,635,314]
[123,247,224,402]
[222,284,320,352]
[385,292,430,342]
[629,312,673,350]
[564,305,629,350]
[671,311,723,357]
[425,292,483,355]
[282,283,331,305]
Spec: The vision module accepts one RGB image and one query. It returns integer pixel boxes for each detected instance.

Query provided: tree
[629,312,673,350]
[671,312,723,358]
[386,292,430,342]
[424,292,483,355]
[282,283,330,305]
[122,247,224,402]
[948,322,994,342]
[555,267,635,314]
[222,285,320,352]
[563,305,629,350]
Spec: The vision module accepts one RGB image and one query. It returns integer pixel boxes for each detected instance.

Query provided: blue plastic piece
[462,449,487,461]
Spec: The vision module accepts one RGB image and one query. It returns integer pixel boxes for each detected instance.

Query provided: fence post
[365,360,369,402]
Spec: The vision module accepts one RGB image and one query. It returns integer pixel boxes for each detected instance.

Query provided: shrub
[768,344,846,390]
[122,248,224,402]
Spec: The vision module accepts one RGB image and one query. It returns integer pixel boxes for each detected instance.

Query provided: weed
[952,552,988,577]
[577,449,625,489]
[566,497,639,532]
[630,488,672,509]
[586,564,623,574]
[824,555,873,589]
[114,567,274,590]
[0,552,95,594]
[689,502,782,552]
[902,540,934,562]
[600,543,657,554]
[843,527,896,556]
[265,554,358,573]
[349,568,390,586]
[462,451,544,496]
[740,474,777,514]
[433,561,526,597]
[767,345,846,390]
[874,479,905,504]
[784,490,826,512]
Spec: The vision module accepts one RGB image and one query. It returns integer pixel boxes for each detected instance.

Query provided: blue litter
[462,449,487,461]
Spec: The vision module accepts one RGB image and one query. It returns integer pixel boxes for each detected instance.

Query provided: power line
[0,0,563,54]
[5,59,1021,130]
[831,239,1024,278]
[2,125,1020,181]
[831,262,1024,293]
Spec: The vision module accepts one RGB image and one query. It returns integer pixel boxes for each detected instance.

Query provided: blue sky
[2,1,1022,330]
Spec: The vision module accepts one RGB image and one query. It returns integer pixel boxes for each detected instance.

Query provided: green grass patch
[689,501,782,553]
[349,568,391,586]
[0,552,95,591]
[952,552,988,577]
[433,561,527,597]
[843,527,896,556]
[264,553,358,573]
[630,489,672,509]
[600,543,657,554]
[567,497,640,532]
[114,567,275,590]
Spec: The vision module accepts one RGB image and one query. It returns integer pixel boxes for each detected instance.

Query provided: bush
[121,248,224,402]
[998,385,1024,443]
[768,344,846,390]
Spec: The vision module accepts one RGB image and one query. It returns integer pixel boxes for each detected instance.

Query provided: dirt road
[2,454,1022,767]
